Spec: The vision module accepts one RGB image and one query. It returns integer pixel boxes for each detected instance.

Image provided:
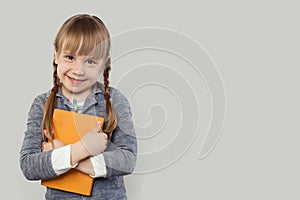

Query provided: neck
[61,86,91,103]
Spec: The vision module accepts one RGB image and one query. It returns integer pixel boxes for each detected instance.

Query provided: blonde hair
[42,14,117,140]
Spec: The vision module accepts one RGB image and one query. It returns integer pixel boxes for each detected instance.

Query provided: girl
[20,14,137,199]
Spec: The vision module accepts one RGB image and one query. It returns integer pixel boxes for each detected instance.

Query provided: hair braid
[103,57,117,138]
[41,59,59,141]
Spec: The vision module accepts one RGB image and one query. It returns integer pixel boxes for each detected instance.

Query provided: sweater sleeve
[19,95,57,180]
[90,154,107,178]
[102,89,137,178]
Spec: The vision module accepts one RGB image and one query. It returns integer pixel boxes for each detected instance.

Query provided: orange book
[41,109,104,196]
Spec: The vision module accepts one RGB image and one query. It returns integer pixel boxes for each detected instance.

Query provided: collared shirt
[20,82,137,199]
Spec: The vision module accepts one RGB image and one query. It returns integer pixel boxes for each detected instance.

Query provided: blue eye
[86,59,96,65]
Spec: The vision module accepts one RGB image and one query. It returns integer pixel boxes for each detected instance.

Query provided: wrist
[75,158,95,176]
[70,141,89,166]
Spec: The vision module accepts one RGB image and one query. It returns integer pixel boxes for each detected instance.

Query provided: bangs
[56,16,110,59]
[62,35,108,60]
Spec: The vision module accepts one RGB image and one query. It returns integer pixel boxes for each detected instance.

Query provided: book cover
[41,109,104,196]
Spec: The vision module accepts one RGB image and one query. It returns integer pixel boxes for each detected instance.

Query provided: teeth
[71,77,81,81]
[68,76,83,82]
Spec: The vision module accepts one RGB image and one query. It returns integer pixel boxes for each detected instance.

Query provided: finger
[102,133,108,145]
[42,142,53,152]
[42,142,46,150]
[42,144,48,152]
[102,132,108,139]
[97,121,102,132]
[43,129,53,140]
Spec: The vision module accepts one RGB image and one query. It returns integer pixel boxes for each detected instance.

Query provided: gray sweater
[20,82,137,199]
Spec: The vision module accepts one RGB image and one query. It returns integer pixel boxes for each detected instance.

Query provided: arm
[49,148,107,178]
[42,123,107,177]
[42,139,96,176]
[47,146,106,177]
[19,94,88,181]
[19,96,57,180]
[75,158,95,176]
[20,95,107,180]
[102,89,137,178]
[42,136,87,176]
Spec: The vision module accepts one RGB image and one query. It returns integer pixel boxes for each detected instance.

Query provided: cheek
[56,64,68,79]
[86,70,101,80]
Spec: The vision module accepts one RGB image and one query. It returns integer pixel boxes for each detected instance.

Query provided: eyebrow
[86,56,99,60]
[61,52,100,60]
[61,51,75,54]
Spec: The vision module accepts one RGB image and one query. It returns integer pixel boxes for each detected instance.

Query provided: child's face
[55,50,105,100]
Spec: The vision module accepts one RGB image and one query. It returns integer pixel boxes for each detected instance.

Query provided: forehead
[64,40,105,58]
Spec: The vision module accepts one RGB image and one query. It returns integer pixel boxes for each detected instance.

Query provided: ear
[54,47,58,64]
[99,67,105,74]
[99,58,107,73]
[105,55,110,64]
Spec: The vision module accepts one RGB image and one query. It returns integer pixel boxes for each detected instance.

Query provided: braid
[53,60,60,88]
[103,60,110,100]
[103,57,117,138]
[41,59,59,141]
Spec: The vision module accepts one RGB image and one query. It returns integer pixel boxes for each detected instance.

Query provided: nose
[72,69,85,76]
[72,62,85,76]
[73,70,84,76]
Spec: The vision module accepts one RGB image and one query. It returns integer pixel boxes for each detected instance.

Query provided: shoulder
[109,87,132,116]
[34,91,49,103]
[30,90,50,108]
[109,87,130,106]
[26,91,49,118]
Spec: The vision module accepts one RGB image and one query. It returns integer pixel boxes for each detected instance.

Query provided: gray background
[1,0,299,199]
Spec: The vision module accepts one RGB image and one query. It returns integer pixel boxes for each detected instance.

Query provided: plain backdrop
[1,0,299,199]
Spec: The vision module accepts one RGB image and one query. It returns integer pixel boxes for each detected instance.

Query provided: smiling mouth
[67,76,85,84]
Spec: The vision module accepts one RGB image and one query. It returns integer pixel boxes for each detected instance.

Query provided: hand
[42,142,53,152]
[80,121,108,156]
[42,129,65,152]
